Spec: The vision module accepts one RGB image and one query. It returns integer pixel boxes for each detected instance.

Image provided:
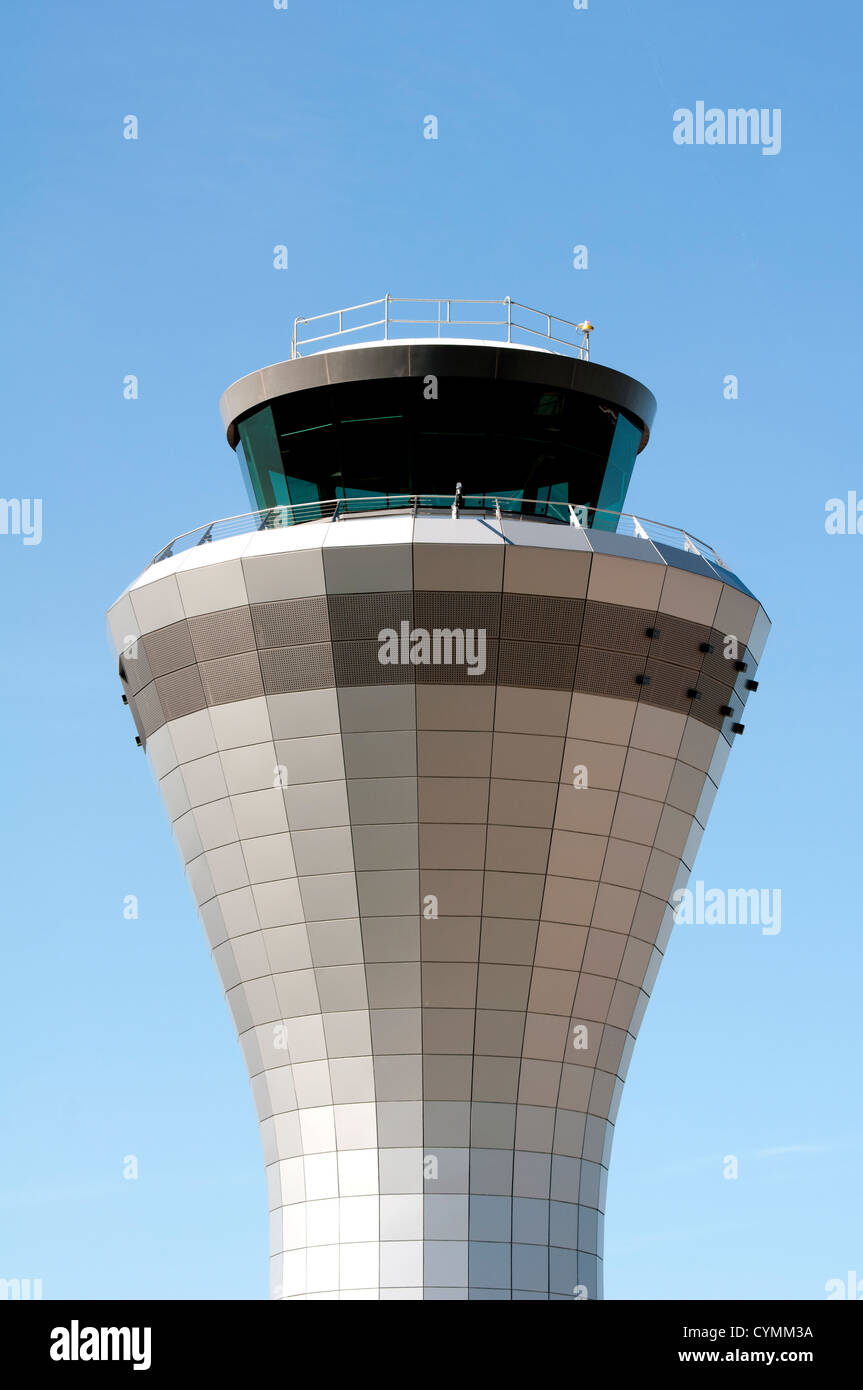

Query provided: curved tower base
[108,510,768,1299]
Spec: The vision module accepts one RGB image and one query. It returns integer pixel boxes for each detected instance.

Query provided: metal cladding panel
[219,343,658,450]
[110,518,769,1300]
[142,619,196,677]
[189,606,257,662]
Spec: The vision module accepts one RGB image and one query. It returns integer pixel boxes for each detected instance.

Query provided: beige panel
[415,684,495,730]
[568,693,637,745]
[503,546,591,598]
[586,555,665,608]
[413,543,504,591]
[494,687,572,735]
[657,567,722,625]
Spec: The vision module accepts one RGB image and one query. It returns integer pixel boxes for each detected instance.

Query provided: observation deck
[218,297,658,535]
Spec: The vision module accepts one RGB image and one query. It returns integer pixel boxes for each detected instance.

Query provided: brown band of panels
[122,592,759,744]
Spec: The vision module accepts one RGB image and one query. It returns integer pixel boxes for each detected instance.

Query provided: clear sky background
[1,0,861,1300]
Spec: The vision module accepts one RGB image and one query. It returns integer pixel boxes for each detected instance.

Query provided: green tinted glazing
[233,378,643,525]
[593,413,641,529]
[238,409,283,508]
[235,440,260,512]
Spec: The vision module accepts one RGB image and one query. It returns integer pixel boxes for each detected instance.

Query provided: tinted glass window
[236,377,642,521]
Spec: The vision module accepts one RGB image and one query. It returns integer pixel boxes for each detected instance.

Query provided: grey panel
[574,647,644,700]
[251,596,330,648]
[701,638,742,691]
[258,644,335,693]
[327,591,413,640]
[639,659,698,715]
[653,543,719,579]
[189,606,256,662]
[497,642,577,691]
[585,532,663,562]
[199,651,265,706]
[332,640,415,687]
[142,619,196,677]
[120,644,153,697]
[501,594,584,645]
[414,591,501,635]
[648,613,711,669]
[581,602,655,656]
[414,640,498,685]
[707,563,758,600]
[694,673,738,730]
[131,681,164,738]
[154,666,207,721]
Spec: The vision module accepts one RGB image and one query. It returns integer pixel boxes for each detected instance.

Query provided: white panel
[323,515,414,548]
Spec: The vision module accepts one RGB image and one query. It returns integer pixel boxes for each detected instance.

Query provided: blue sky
[1,0,860,1299]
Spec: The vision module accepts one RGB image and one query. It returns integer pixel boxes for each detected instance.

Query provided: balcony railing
[149,496,726,570]
[290,297,594,361]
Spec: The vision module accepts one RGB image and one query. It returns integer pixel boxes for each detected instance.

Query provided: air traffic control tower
[107,297,769,1300]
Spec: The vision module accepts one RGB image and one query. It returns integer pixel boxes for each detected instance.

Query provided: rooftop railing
[290,297,595,361]
[149,496,726,570]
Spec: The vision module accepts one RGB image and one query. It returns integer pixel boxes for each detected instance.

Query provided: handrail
[290,296,594,361]
[148,496,726,569]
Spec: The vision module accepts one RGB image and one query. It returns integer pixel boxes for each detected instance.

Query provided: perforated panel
[142,619,196,677]
[694,674,738,730]
[154,665,207,721]
[120,644,153,697]
[327,591,414,641]
[258,643,336,693]
[415,639,499,685]
[574,647,645,701]
[331,639,414,687]
[639,659,698,714]
[250,596,330,649]
[500,593,584,645]
[414,591,502,636]
[131,681,163,739]
[581,602,655,656]
[498,641,578,690]
[189,606,257,662]
[199,651,265,706]
[701,637,741,690]
[648,613,711,669]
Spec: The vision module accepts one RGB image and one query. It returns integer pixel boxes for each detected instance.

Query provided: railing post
[506,296,512,343]
[384,294,389,341]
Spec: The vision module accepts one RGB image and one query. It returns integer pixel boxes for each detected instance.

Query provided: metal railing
[149,496,725,569]
[290,297,595,361]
